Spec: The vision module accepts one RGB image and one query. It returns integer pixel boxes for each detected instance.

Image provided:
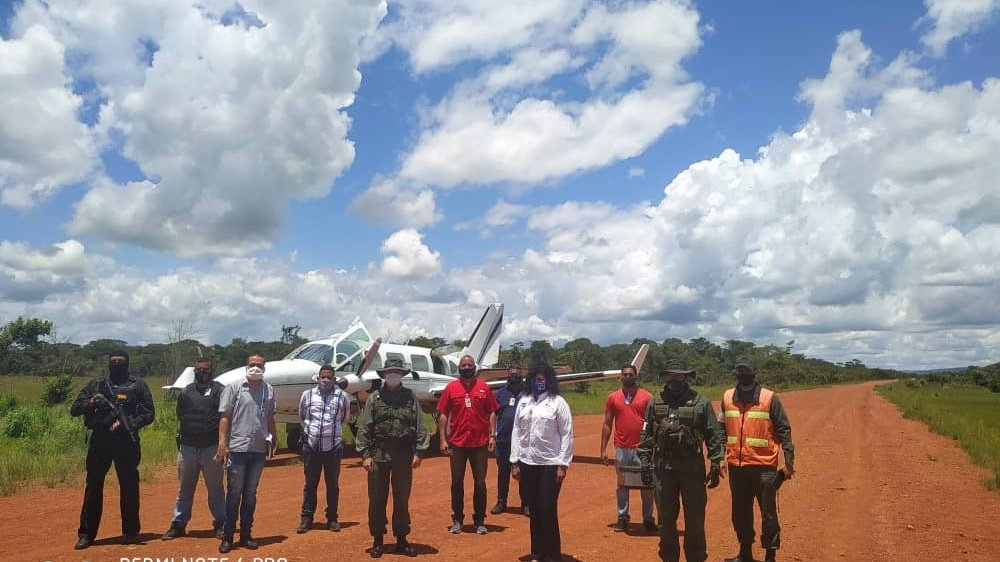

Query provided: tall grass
[877,382,1000,490]
[0,375,182,495]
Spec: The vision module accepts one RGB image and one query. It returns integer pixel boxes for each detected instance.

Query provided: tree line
[0,316,910,391]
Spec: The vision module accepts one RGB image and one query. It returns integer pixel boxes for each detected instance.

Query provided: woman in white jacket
[510,360,574,562]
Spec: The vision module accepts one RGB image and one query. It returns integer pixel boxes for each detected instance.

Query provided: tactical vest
[372,388,418,446]
[650,392,701,458]
[177,382,223,447]
[722,387,779,467]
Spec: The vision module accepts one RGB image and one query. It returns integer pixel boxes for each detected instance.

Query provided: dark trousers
[300,444,343,521]
[655,465,708,562]
[728,465,781,549]
[224,452,266,539]
[368,451,414,538]
[449,445,489,524]
[519,464,562,561]
[78,433,142,539]
[495,441,525,506]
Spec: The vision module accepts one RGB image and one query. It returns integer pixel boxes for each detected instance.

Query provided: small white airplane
[166,303,649,450]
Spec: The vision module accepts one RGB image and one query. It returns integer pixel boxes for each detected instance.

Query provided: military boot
[723,544,754,562]
[370,535,384,558]
[296,516,312,534]
[764,549,776,562]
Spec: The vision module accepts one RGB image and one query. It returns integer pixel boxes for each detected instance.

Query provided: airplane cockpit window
[290,344,334,365]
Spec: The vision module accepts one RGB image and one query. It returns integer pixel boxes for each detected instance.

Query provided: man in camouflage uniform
[638,361,725,562]
[355,357,430,558]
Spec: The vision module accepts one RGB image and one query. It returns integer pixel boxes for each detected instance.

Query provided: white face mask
[385,373,403,388]
[246,365,265,381]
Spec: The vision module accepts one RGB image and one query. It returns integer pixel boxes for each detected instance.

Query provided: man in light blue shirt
[296,364,350,533]
[215,353,276,554]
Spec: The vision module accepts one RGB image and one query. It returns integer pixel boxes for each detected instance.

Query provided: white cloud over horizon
[1,1,999,371]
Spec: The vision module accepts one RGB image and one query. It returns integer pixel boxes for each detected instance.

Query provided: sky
[1,0,998,371]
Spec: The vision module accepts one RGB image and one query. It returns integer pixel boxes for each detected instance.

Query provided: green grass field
[877,382,1000,490]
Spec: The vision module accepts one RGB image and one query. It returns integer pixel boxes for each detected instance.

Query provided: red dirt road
[2,381,999,562]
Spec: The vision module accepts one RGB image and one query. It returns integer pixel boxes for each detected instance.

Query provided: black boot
[723,544,754,562]
[219,536,233,554]
[396,536,417,557]
[764,549,776,562]
[370,536,384,558]
[296,516,312,534]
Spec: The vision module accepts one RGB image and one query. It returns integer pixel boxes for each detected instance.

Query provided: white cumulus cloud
[0,24,98,208]
[380,229,443,278]
[920,0,1000,56]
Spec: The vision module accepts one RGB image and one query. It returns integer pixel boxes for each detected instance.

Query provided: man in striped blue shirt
[296,364,350,533]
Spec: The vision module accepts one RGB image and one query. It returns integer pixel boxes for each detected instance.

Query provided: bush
[41,374,74,406]
[0,393,17,416]
[3,407,47,439]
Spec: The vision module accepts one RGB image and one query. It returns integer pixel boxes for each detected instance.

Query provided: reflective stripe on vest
[722,387,779,468]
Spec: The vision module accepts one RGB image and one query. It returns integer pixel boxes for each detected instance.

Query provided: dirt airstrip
[2,381,999,562]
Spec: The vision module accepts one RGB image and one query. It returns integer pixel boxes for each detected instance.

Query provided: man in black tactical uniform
[70,349,155,550]
[162,357,226,540]
[637,360,725,562]
[355,357,430,558]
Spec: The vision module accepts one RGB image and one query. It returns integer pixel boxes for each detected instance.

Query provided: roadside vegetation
[877,380,1000,490]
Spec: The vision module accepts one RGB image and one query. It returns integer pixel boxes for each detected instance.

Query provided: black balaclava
[666,379,689,395]
[108,349,130,384]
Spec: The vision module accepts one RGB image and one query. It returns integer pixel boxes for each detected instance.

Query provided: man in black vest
[70,349,155,550]
[162,357,227,540]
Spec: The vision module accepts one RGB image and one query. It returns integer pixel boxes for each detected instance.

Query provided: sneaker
[162,525,186,540]
[643,518,657,532]
[490,501,506,515]
[475,524,488,535]
[74,536,92,550]
[448,520,462,534]
[296,516,313,534]
[219,537,233,554]
[613,516,629,532]
[328,520,341,532]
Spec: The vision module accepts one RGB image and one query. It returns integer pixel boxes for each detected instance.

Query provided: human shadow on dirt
[90,532,160,546]
[517,554,584,561]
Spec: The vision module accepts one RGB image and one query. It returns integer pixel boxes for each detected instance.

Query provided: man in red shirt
[437,355,499,535]
[600,364,655,532]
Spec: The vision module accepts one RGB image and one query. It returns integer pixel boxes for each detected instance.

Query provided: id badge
[508,397,515,406]
[464,395,472,408]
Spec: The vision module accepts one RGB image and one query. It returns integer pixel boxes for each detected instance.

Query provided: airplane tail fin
[460,303,504,367]
[164,366,195,391]
[631,343,650,375]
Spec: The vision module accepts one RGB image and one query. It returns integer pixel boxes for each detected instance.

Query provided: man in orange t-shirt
[436,355,499,535]
[600,364,654,532]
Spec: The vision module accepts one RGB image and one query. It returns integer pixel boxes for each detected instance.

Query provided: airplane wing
[483,343,651,390]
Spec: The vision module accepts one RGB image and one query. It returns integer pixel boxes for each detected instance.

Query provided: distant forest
[0,316,923,388]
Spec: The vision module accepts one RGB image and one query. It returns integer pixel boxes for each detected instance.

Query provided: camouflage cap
[376,357,409,376]
[659,359,695,378]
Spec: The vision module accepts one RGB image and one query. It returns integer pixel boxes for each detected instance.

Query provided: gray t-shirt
[219,379,276,453]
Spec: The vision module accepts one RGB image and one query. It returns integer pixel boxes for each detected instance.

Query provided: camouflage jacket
[637,387,724,471]
[355,386,429,462]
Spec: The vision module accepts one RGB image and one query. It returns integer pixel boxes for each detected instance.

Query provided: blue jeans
[224,451,266,539]
[300,443,343,521]
[616,447,654,520]
[172,444,226,527]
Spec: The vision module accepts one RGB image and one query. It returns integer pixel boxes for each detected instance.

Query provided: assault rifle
[97,378,138,443]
